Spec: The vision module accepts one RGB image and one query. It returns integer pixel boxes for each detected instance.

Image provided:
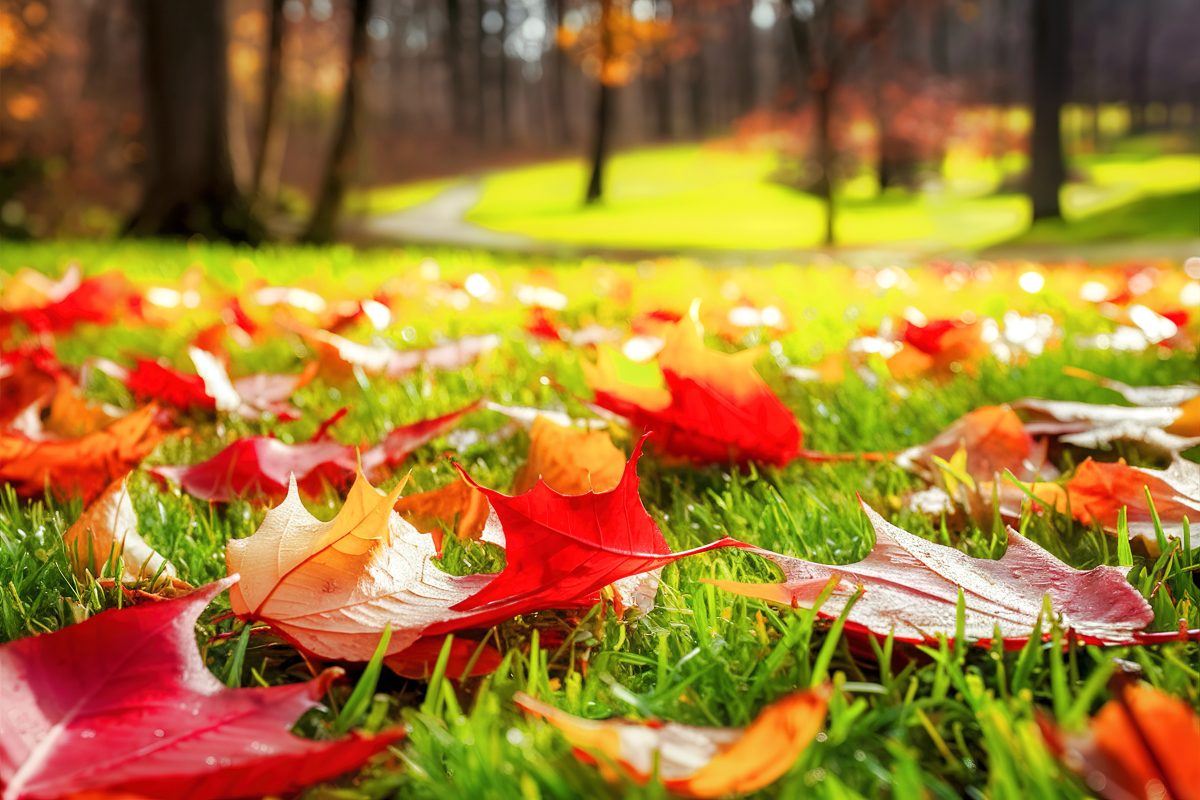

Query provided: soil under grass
[1,242,1198,799]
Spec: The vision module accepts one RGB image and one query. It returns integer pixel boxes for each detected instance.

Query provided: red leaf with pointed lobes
[584,316,803,466]
[452,435,735,612]
[709,500,1154,648]
[0,577,402,800]
[150,402,478,503]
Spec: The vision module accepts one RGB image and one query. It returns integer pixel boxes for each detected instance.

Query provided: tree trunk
[549,0,571,145]
[584,0,615,205]
[252,0,287,204]
[444,0,467,133]
[1029,0,1069,221]
[872,46,893,190]
[1128,1,1153,134]
[585,80,613,205]
[815,83,835,245]
[127,0,262,242]
[497,0,511,144]
[303,0,371,244]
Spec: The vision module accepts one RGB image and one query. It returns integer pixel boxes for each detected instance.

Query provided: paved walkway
[349,181,535,251]
[344,180,1200,266]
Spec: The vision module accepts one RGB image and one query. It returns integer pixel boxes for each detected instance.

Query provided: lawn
[455,141,1199,252]
[1,241,1198,798]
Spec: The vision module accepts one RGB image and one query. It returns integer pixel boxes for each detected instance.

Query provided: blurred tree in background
[0,0,1196,245]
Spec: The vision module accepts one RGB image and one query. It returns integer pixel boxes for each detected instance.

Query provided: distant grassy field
[1,241,1198,798]
[462,142,1199,252]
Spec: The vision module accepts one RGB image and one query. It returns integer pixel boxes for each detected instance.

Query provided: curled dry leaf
[709,501,1154,647]
[0,404,165,503]
[1040,681,1200,800]
[515,687,829,798]
[150,402,477,502]
[0,577,403,800]
[63,477,178,585]
[584,316,803,465]
[1015,398,1200,457]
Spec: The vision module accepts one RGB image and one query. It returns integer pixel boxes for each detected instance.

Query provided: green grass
[449,140,1200,252]
[1,242,1198,798]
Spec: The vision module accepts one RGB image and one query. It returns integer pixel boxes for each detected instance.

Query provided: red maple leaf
[585,318,803,465]
[452,434,735,614]
[150,402,478,502]
[0,577,401,800]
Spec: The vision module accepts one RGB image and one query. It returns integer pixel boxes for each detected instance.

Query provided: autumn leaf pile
[1,248,1198,800]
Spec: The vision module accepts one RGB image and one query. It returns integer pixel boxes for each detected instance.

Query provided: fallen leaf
[226,468,494,662]
[888,317,986,379]
[62,477,178,584]
[709,500,1155,647]
[896,405,1055,486]
[0,576,403,800]
[112,349,313,421]
[484,400,612,430]
[512,416,626,495]
[0,266,141,335]
[8,377,124,441]
[515,687,829,798]
[1040,680,1200,800]
[228,439,729,664]
[394,475,495,549]
[395,416,622,550]
[0,345,64,427]
[1016,398,1200,457]
[1064,367,1200,408]
[295,325,500,379]
[383,635,504,679]
[0,405,165,502]
[150,403,477,503]
[453,435,733,612]
[584,316,803,465]
[1054,458,1200,550]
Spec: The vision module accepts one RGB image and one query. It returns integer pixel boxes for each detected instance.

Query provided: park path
[345,180,1200,267]
[350,180,536,251]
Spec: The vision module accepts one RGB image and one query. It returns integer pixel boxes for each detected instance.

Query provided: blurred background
[0,0,1197,257]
